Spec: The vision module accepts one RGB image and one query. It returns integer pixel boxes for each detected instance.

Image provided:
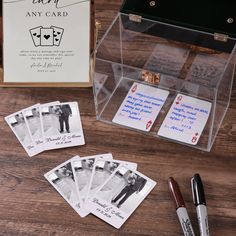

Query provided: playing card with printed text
[87,165,156,229]
[84,159,138,206]
[40,102,85,150]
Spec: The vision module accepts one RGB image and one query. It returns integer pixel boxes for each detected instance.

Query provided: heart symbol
[54,34,57,37]
[131,84,138,93]
[146,120,153,130]
[44,35,50,40]
[33,33,36,36]
[57,32,61,35]
[55,39,59,41]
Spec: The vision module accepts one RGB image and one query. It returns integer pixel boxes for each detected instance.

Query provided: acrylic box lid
[120,0,236,39]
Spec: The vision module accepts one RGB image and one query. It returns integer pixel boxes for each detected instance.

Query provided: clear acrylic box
[93,13,236,151]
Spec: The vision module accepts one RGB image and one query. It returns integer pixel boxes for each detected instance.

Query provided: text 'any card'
[3,0,90,83]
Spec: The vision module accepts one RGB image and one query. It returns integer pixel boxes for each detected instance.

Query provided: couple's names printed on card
[113,83,212,146]
[3,0,90,84]
[44,154,156,228]
[5,102,85,157]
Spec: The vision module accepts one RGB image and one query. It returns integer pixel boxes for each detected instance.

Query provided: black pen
[191,174,210,236]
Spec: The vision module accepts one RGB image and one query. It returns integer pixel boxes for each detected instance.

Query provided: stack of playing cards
[44,153,156,229]
[5,101,85,157]
[30,26,64,47]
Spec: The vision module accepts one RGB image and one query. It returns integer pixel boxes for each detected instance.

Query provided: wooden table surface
[0,1,236,235]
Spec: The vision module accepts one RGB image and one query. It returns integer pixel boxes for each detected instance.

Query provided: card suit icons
[44,35,51,40]
[191,132,199,144]
[131,84,138,93]
[146,120,153,130]
[30,26,64,47]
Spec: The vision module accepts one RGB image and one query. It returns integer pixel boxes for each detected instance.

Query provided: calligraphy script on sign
[4,0,89,9]
[113,83,169,132]
[158,94,212,145]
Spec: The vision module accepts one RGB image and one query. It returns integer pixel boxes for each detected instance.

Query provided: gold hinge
[214,33,229,42]
[129,14,142,23]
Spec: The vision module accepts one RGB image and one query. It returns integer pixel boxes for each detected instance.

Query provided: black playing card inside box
[92,1,236,151]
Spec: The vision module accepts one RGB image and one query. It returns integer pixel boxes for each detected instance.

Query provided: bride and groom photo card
[44,153,156,228]
[5,101,85,157]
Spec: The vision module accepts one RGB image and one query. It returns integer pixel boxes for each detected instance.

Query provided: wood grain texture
[0,1,236,235]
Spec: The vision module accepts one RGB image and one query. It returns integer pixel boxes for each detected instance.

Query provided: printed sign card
[113,83,169,131]
[3,0,90,83]
[158,94,212,145]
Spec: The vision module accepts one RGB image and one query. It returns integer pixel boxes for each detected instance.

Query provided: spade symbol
[55,39,59,41]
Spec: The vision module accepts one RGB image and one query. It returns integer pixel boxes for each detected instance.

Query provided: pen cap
[168,177,185,209]
[191,174,206,206]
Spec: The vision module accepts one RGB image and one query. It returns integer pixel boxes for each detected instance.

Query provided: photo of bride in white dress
[7,112,32,147]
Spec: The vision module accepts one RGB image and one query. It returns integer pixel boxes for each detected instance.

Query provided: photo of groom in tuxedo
[111,173,147,208]
[58,104,72,133]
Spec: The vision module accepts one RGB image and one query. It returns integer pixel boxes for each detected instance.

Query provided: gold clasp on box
[214,33,228,42]
[129,14,142,23]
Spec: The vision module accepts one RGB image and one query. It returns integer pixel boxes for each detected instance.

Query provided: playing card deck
[5,101,85,157]
[30,26,64,47]
[44,153,156,228]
